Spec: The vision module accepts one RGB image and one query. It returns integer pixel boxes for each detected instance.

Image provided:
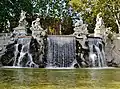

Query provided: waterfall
[88,38,106,67]
[47,35,76,68]
[13,44,19,66]
[13,37,39,68]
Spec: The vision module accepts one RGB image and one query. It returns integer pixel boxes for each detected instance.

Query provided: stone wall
[105,37,120,67]
[0,33,12,66]
[0,33,120,67]
[0,33,12,54]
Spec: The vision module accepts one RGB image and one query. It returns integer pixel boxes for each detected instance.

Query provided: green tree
[33,0,73,35]
[0,0,73,34]
[0,0,33,32]
[69,0,120,33]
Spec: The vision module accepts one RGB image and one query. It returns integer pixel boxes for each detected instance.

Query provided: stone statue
[31,18,43,31]
[12,10,28,37]
[30,17,47,64]
[75,19,83,27]
[94,12,105,37]
[5,20,10,32]
[19,10,28,27]
[95,12,104,28]
[73,19,88,38]
[31,17,47,44]
[30,17,47,39]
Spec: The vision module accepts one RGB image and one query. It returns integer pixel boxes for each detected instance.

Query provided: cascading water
[13,44,19,66]
[47,35,77,68]
[88,38,106,67]
[13,37,39,68]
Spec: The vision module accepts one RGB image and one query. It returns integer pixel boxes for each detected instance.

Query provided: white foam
[83,67,115,69]
[45,67,75,69]
[1,66,29,68]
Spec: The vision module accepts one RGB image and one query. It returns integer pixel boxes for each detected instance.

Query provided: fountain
[0,11,107,68]
[86,12,107,67]
[75,36,106,67]
[73,18,107,67]
[11,10,40,67]
[0,11,47,68]
[88,38,106,67]
[47,35,77,68]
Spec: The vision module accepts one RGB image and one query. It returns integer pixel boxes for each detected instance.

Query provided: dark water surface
[0,68,120,89]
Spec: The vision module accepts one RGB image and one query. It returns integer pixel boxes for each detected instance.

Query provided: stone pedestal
[94,28,101,37]
[13,26,27,37]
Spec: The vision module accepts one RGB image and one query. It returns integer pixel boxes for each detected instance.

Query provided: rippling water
[0,68,120,89]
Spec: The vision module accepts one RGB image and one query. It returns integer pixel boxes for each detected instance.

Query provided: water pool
[0,68,120,89]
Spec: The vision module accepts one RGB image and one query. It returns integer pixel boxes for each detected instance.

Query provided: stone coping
[48,35,76,37]
[17,36,32,38]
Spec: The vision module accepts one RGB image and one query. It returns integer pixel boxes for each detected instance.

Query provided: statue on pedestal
[73,19,88,38]
[31,18,43,31]
[12,10,28,37]
[30,18,47,39]
[19,10,28,27]
[94,12,105,37]
[30,17,47,64]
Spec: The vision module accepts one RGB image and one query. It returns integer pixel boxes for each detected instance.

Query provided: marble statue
[73,19,88,38]
[31,17,47,44]
[30,17,47,64]
[94,12,105,37]
[31,18,43,31]
[95,12,104,28]
[12,10,28,37]
[30,17,47,40]
[19,10,28,27]
[5,20,10,32]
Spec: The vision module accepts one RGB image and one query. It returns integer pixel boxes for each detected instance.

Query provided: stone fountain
[0,12,107,68]
[94,12,120,67]
[0,11,47,68]
[0,10,120,68]
[0,11,78,68]
[73,18,107,67]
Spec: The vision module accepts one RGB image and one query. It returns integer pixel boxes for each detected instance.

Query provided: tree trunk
[115,19,120,33]
[113,4,120,33]
[59,24,62,35]
[114,15,120,33]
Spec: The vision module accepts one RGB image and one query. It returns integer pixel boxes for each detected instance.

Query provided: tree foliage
[69,0,120,33]
[0,0,73,34]
[32,0,73,34]
[0,0,33,32]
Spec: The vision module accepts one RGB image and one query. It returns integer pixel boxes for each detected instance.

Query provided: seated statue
[31,18,43,31]
[31,18,47,42]
[73,19,88,37]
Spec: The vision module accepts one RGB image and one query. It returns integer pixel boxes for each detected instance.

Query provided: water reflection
[46,69,76,88]
[0,68,120,89]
